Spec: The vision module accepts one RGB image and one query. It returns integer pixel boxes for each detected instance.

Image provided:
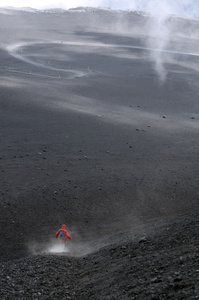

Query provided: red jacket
[56,224,72,241]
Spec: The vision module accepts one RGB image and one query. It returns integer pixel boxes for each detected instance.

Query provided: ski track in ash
[7,40,199,78]
[5,40,199,132]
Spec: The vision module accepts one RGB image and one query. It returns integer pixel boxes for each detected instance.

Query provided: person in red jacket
[56,224,72,242]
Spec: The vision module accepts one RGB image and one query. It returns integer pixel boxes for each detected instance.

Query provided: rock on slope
[0,210,198,299]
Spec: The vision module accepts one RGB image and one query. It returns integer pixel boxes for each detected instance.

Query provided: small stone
[121,246,127,250]
[139,237,147,243]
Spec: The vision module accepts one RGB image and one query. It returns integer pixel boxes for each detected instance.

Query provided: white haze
[1,0,199,18]
[1,1,198,79]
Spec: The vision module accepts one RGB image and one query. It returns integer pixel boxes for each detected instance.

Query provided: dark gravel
[1,210,199,299]
[1,8,199,300]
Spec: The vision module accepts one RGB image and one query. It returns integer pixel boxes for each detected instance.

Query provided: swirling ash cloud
[1,0,199,18]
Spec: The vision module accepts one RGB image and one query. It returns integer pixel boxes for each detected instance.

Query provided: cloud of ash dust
[138,1,184,81]
[136,1,199,81]
[27,229,110,257]
[28,239,70,255]
[106,1,199,81]
[145,16,171,81]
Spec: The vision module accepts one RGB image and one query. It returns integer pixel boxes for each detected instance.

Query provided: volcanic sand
[0,8,199,263]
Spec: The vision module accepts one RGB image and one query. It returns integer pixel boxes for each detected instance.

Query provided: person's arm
[56,229,60,238]
[65,229,72,240]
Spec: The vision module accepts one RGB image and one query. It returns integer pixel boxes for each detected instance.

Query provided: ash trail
[7,40,199,70]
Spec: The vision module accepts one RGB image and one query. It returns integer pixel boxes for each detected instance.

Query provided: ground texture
[0,8,199,299]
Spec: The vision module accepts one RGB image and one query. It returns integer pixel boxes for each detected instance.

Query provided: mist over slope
[1,0,199,18]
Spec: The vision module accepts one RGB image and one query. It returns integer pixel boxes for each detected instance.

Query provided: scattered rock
[139,237,147,243]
